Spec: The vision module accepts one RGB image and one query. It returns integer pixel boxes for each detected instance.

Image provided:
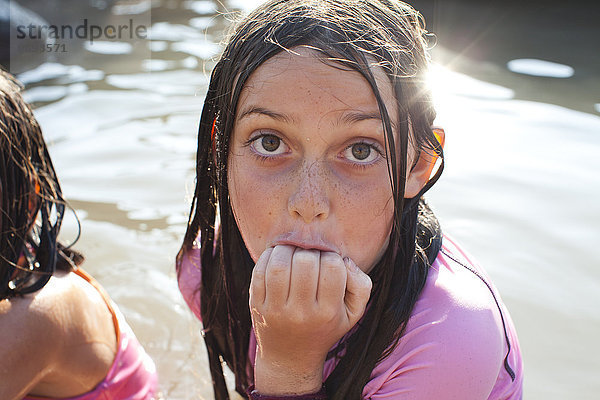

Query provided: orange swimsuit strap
[73,268,121,341]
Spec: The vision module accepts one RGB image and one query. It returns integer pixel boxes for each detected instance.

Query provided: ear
[404,127,445,198]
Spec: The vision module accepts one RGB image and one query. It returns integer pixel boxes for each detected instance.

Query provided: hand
[249,245,372,395]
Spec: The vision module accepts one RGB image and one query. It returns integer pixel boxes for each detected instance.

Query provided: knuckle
[292,248,319,266]
[359,275,373,292]
[320,255,345,275]
[319,251,343,267]
[251,269,265,284]
[320,270,346,291]
[266,260,289,277]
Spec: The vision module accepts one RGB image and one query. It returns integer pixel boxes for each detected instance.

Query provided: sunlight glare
[227,0,268,13]
[427,63,514,106]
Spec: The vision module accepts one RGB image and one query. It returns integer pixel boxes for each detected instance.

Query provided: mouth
[268,234,340,254]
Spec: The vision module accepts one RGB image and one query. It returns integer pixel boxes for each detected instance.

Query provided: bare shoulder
[0,285,64,399]
[0,271,118,399]
[0,281,66,356]
[0,271,114,333]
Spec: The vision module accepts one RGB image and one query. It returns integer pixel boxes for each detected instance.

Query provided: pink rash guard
[178,235,523,399]
[23,269,158,400]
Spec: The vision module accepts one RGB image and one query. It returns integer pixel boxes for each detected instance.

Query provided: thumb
[343,257,372,324]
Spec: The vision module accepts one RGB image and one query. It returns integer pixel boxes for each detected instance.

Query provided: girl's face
[228,48,419,272]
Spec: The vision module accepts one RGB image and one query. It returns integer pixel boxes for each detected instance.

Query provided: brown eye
[250,133,289,157]
[261,135,280,152]
[351,143,371,160]
[342,141,382,166]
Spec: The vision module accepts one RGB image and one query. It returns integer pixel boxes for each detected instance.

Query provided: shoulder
[44,271,118,376]
[0,277,72,351]
[0,284,64,398]
[363,236,509,399]
[0,271,117,399]
[0,269,114,351]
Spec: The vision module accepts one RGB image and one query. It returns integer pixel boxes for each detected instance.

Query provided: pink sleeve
[358,240,523,399]
[177,245,203,322]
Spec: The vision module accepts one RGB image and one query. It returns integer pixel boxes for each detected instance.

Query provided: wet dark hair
[178,0,444,398]
[0,69,82,301]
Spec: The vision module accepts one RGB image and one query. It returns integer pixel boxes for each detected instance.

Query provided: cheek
[227,156,283,261]
[337,180,394,270]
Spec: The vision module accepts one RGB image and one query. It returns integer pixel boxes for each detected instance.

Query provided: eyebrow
[237,106,395,131]
[339,110,398,132]
[236,106,294,124]
[338,111,381,125]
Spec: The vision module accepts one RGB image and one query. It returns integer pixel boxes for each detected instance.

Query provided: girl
[0,70,159,399]
[177,0,523,399]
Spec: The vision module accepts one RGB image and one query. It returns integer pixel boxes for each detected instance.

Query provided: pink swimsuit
[178,235,523,399]
[23,269,158,400]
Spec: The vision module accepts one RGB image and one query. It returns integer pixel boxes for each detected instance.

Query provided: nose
[287,161,330,223]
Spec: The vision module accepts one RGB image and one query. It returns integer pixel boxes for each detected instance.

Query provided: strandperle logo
[15,18,148,43]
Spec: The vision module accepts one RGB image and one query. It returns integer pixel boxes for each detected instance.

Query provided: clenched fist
[249,245,372,396]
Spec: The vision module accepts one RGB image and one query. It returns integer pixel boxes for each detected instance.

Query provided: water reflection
[84,40,133,54]
[507,58,575,78]
[148,21,207,41]
[106,69,208,94]
[226,0,267,12]
[171,40,220,59]
[18,62,104,85]
[22,82,87,103]
[112,0,153,15]
[183,0,218,15]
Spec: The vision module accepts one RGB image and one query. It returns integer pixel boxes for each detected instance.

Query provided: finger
[343,257,372,323]
[316,251,347,306]
[288,248,320,303]
[250,247,274,306]
[264,245,295,304]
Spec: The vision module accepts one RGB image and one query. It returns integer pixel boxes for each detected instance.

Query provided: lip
[268,233,340,254]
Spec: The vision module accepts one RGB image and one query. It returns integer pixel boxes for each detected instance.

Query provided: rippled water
[9,1,600,399]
